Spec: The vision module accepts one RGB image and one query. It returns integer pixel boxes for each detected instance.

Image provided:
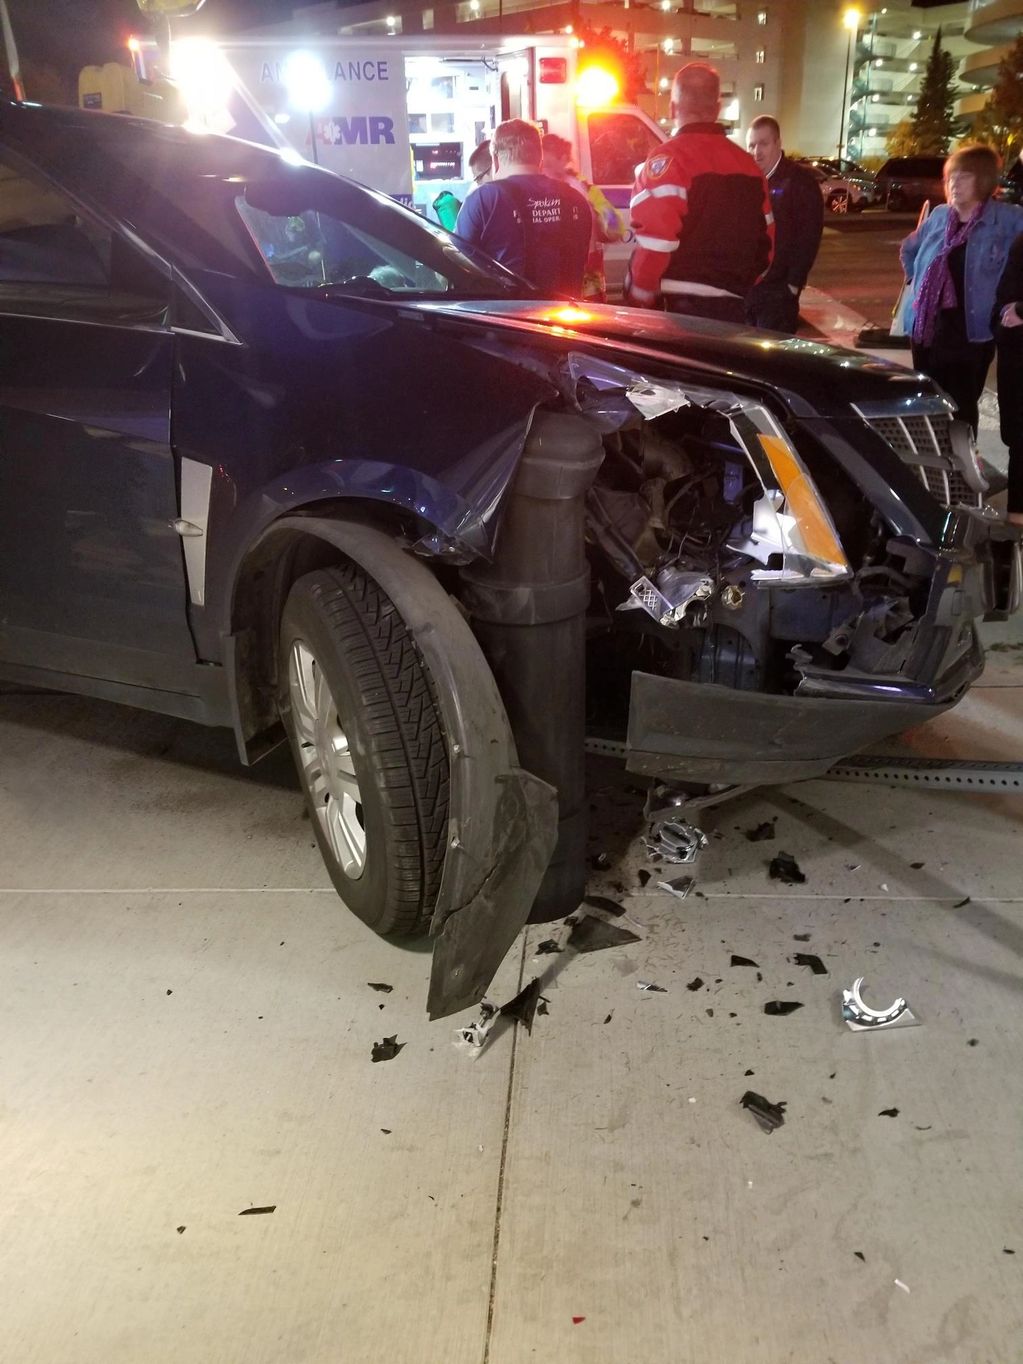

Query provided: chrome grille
[861,409,982,509]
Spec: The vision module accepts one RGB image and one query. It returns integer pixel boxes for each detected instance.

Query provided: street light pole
[838,7,860,161]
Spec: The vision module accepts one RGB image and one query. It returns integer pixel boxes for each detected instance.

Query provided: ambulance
[81,32,667,287]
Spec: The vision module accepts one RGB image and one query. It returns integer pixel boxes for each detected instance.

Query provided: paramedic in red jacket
[626,63,774,323]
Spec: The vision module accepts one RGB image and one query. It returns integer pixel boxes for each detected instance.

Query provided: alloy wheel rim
[288,639,366,878]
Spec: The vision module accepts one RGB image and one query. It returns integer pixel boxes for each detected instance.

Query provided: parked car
[795,156,878,209]
[0,101,1015,1016]
[998,159,1023,205]
[875,155,946,211]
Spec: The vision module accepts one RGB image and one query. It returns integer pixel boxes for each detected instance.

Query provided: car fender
[239,514,557,1020]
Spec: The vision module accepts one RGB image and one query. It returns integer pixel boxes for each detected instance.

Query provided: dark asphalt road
[808,209,918,329]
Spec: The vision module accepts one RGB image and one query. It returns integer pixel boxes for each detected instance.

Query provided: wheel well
[228,502,428,763]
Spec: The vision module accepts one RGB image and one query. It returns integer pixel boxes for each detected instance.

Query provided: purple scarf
[912,202,985,346]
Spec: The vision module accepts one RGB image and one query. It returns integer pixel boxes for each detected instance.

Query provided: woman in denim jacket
[899,144,1023,434]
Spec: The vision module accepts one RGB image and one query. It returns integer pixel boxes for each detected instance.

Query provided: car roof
[0,97,287,177]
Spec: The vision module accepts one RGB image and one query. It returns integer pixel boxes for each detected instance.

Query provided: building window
[755,48,765,63]
[753,83,764,101]
[756,9,767,25]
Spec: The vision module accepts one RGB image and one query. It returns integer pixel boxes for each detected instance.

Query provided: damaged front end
[542,352,1012,786]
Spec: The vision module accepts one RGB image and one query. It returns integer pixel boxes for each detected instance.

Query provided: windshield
[235,179,525,297]
[10,115,531,301]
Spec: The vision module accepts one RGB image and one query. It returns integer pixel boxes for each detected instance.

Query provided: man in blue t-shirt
[454,119,590,297]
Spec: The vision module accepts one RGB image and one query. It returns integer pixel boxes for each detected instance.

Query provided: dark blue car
[0,101,1013,1015]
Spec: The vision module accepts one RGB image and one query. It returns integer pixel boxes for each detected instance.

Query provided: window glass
[0,157,110,288]
[0,153,168,320]
[234,179,527,296]
[587,112,662,185]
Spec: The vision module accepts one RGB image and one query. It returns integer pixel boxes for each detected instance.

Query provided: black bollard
[461,410,605,922]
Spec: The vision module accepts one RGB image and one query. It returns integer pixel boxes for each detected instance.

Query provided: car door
[0,148,198,695]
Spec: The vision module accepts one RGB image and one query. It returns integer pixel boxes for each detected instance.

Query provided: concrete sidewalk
[2,625,1022,1362]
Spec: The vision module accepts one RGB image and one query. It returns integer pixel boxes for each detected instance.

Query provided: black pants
[664,293,746,325]
[745,282,800,333]
[911,339,994,437]
[997,341,1023,514]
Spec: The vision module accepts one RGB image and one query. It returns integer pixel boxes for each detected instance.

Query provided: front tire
[279,564,449,936]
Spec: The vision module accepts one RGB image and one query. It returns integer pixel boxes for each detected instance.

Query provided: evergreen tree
[976,34,1023,163]
[885,118,920,158]
[910,28,959,155]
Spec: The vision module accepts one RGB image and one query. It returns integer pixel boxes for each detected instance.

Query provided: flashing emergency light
[283,50,332,113]
[169,38,235,134]
[576,65,619,108]
[127,35,142,53]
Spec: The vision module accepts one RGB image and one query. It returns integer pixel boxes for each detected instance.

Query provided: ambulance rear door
[577,105,665,293]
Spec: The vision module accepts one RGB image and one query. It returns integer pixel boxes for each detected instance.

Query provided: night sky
[4,0,294,95]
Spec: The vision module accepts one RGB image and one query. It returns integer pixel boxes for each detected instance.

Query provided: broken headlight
[566,355,850,589]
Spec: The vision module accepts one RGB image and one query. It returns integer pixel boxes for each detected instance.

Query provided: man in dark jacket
[744,116,824,332]
[454,119,589,296]
[626,63,773,323]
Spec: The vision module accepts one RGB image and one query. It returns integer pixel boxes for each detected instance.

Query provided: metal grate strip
[827,756,1023,791]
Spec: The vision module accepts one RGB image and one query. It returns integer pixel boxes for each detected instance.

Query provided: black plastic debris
[968,1038,979,1047]
[500,979,543,1033]
[381,1129,392,1134]
[603,1012,613,1024]
[238,1206,276,1216]
[730,954,759,968]
[764,1000,803,1016]
[535,939,563,955]
[740,1090,787,1134]
[176,1226,186,1234]
[584,894,626,917]
[1004,1248,1016,1255]
[953,895,971,908]
[910,861,925,870]
[367,982,394,993]
[637,981,667,993]
[568,914,641,953]
[637,870,651,888]
[769,853,806,885]
[745,821,776,843]
[371,1035,405,1062]
[878,1107,900,1118]
[793,933,811,942]
[686,977,704,992]
[793,953,828,976]
[854,1251,866,1263]
[744,1069,755,1076]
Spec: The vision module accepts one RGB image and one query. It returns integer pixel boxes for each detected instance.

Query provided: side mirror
[135,0,207,14]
